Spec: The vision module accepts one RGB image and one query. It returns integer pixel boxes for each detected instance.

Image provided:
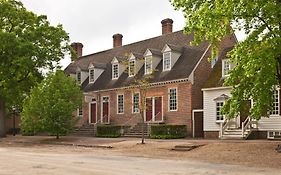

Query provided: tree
[171,0,281,119]
[0,0,71,137]
[21,70,82,139]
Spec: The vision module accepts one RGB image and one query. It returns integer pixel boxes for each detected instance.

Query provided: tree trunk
[56,133,59,139]
[0,98,6,137]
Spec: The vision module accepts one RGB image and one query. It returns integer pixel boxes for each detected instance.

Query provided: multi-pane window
[270,90,279,115]
[77,107,83,117]
[133,93,140,113]
[117,94,124,114]
[216,102,224,121]
[77,72,81,84]
[169,88,177,111]
[145,56,152,74]
[223,59,230,76]
[129,60,135,76]
[112,64,119,79]
[163,52,171,71]
[89,69,94,82]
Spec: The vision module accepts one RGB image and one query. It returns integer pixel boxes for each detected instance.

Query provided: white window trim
[270,88,280,116]
[129,59,135,77]
[117,94,124,114]
[89,68,95,83]
[215,101,225,122]
[101,96,110,123]
[76,72,81,84]
[168,87,178,112]
[77,107,83,117]
[163,52,172,71]
[144,56,153,75]
[132,92,140,114]
[222,59,231,77]
[112,63,119,79]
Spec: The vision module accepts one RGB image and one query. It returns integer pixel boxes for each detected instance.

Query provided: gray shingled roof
[65,30,211,92]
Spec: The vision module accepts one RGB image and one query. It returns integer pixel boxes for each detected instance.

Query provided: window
[77,107,83,117]
[270,90,279,115]
[112,64,119,79]
[169,88,177,111]
[77,72,81,84]
[89,69,94,82]
[132,93,140,113]
[163,52,171,71]
[216,102,224,121]
[129,60,135,77]
[117,94,124,114]
[145,56,152,74]
[222,59,230,76]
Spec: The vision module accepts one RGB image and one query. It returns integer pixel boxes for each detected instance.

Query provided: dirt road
[0,146,279,175]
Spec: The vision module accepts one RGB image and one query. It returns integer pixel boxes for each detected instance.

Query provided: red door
[102,102,109,123]
[90,103,96,124]
[145,98,152,122]
[154,97,162,121]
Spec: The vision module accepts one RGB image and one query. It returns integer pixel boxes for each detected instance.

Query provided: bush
[96,125,121,138]
[150,125,187,139]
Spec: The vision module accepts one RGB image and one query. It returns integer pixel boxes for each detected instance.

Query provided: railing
[241,116,258,138]
[219,119,229,138]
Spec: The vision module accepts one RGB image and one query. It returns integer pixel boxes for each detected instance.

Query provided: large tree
[0,0,71,136]
[171,0,281,119]
[21,70,82,139]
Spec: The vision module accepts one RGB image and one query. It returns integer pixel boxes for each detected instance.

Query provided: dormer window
[145,56,152,74]
[163,52,171,71]
[89,69,95,83]
[222,59,231,77]
[77,72,81,84]
[112,63,119,79]
[129,60,135,77]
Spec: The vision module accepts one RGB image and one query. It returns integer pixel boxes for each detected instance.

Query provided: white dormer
[144,49,162,75]
[161,44,182,71]
[75,67,88,85]
[88,63,105,84]
[111,57,125,79]
[128,53,144,77]
[222,58,234,77]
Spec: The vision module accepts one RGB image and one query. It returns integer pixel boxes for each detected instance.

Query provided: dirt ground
[0,136,280,169]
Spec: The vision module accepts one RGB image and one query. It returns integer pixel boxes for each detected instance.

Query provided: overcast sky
[19,0,188,68]
[19,0,245,69]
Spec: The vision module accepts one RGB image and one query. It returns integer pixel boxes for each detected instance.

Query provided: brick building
[65,18,236,137]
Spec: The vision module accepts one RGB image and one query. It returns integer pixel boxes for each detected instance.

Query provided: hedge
[150,125,187,139]
[96,125,121,138]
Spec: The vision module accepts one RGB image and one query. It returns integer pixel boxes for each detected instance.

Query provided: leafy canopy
[21,70,82,138]
[171,0,281,119]
[0,0,71,108]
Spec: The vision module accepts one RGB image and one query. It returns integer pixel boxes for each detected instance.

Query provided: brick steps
[123,123,149,138]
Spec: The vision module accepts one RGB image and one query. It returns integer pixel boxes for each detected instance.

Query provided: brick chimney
[113,33,123,48]
[71,42,83,57]
[161,18,173,35]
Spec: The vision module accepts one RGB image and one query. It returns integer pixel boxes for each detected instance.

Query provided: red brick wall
[204,131,219,139]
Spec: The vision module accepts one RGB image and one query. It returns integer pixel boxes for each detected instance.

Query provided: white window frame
[117,94,124,114]
[216,101,225,122]
[112,63,119,79]
[76,72,81,84]
[132,92,140,113]
[145,56,152,75]
[168,88,178,111]
[77,107,83,117]
[163,52,171,71]
[89,68,95,83]
[270,89,280,116]
[129,59,135,77]
[222,59,231,77]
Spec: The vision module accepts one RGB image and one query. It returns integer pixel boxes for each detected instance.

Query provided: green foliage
[21,70,82,139]
[96,125,121,138]
[171,0,281,119]
[0,0,71,108]
[150,125,187,139]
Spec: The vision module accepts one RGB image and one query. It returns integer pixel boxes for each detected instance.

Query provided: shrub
[150,125,187,139]
[96,125,121,138]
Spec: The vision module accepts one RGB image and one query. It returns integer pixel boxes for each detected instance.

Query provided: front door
[145,97,163,122]
[102,97,109,123]
[240,100,251,127]
[90,103,97,124]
